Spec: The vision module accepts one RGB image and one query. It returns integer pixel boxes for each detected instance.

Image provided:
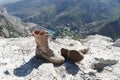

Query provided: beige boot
[34,30,65,64]
[61,48,84,62]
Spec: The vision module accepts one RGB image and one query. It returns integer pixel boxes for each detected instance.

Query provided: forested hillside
[4,0,120,39]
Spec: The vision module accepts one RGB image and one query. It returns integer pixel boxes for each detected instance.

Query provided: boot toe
[68,50,84,62]
[50,54,65,64]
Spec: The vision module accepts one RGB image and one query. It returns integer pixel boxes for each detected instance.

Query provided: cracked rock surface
[0,35,120,80]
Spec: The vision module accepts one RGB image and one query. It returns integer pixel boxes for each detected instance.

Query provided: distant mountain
[0,6,44,38]
[85,17,120,40]
[4,0,120,39]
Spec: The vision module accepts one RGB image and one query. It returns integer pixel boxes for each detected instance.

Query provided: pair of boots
[34,30,88,64]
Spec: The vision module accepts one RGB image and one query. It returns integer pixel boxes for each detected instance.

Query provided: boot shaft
[34,30,49,49]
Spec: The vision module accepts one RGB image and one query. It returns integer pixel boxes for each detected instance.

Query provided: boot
[61,48,84,62]
[34,30,65,64]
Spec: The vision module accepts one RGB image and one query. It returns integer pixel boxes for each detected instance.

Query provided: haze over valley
[3,0,120,39]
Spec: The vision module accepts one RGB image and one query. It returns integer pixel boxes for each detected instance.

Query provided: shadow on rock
[63,60,80,75]
[14,56,46,77]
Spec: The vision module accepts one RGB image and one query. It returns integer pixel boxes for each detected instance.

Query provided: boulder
[112,39,120,47]
[86,34,113,42]
[92,58,118,72]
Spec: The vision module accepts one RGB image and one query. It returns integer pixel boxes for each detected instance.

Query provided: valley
[3,0,120,39]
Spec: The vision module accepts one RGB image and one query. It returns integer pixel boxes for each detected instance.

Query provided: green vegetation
[4,0,120,39]
[54,28,80,40]
[42,4,56,15]
[0,14,27,38]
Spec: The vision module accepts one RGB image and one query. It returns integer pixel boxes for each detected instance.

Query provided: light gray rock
[112,39,120,47]
[86,34,113,42]
[0,35,120,80]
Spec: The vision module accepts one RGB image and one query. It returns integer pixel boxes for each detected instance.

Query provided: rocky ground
[0,35,120,80]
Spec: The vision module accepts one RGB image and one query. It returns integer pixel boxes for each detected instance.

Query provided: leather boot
[34,30,65,64]
[61,48,84,62]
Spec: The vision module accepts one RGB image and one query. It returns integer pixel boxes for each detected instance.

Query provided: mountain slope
[84,17,120,40]
[0,6,44,38]
[3,0,120,39]
[0,6,27,37]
